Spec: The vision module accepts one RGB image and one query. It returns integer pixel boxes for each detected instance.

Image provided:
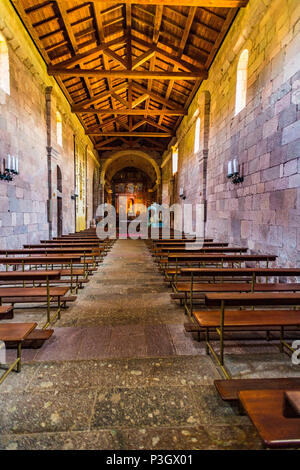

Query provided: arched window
[0,33,10,95]
[57,165,62,192]
[56,111,62,146]
[194,116,201,153]
[172,147,178,175]
[235,49,249,116]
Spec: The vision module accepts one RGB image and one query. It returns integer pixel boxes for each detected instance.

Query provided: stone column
[45,86,53,239]
[198,148,208,237]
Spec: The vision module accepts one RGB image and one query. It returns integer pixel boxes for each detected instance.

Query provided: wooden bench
[1,295,76,309]
[214,378,300,402]
[172,282,300,315]
[5,328,54,349]
[0,305,13,320]
[164,256,278,286]
[180,267,300,284]
[0,255,97,281]
[0,269,89,292]
[195,292,300,378]
[0,286,69,329]
[154,247,249,262]
[239,389,300,448]
[0,248,102,267]
[283,390,300,417]
[163,253,276,266]
[0,322,37,385]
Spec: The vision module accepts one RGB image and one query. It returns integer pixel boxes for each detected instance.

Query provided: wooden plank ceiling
[11,1,249,154]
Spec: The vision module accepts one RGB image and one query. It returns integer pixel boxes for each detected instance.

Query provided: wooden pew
[0,255,94,282]
[0,322,37,385]
[195,292,300,378]
[214,378,300,403]
[171,282,300,317]
[284,390,300,417]
[239,389,300,448]
[0,305,13,320]
[151,238,214,243]
[164,255,277,287]
[179,267,299,284]
[155,247,249,265]
[0,270,68,329]
[0,287,68,329]
[37,241,109,253]
[0,247,103,264]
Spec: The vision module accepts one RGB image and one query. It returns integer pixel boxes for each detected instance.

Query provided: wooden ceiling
[11,1,249,154]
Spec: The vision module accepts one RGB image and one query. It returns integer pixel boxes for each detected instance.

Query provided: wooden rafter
[87,132,173,137]
[78,109,186,115]
[92,1,248,5]
[11,0,249,150]
[47,68,207,80]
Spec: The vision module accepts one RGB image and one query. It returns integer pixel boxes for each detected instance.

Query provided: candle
[7,154,11,171]
[233,158,238,174]
[227,160,233,177]
[15,157,19,174]
[12,156,15,172]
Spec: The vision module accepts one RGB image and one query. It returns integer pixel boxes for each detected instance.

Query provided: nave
[0,237,299,450]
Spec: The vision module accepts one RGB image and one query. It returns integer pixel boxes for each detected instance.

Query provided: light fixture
[0,155,19,181]
[71,188,79,200]
[227,158,243,184]
[179,187,186,200]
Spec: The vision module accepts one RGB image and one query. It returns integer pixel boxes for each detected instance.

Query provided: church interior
[0,0,300,451]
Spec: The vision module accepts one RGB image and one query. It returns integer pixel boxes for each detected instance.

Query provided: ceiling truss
[11,0,249,153]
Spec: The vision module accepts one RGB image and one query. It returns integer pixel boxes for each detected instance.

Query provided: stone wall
[162,0,300,266]
[0,0,100,249]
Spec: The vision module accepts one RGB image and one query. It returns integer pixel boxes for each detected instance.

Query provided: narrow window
[0,33,10,95]
[172,147,178,175]
[56,111,62,146]
[194,116,200,153]
[235,49,249,116]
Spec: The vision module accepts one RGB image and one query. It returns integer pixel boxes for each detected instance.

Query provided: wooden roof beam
[132,83,182,109]
[72,83,129,110]
[78,109,187,115]
[87,132,173,137]
[158,6,196,126]
[132,94,149,108]
[90,1,248,6]
[132,35,206,73]
[49,36,127,69]
[132,47,156,70]
[48,68,207,79]
[102,47,128,68]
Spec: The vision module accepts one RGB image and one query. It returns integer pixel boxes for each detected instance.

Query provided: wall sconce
[71,188,79,200]
[179,187,186,200]
[227,158,244,184]
[0,155,19,182]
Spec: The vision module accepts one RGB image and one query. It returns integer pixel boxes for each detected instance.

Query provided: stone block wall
[0,0,100,249]
[162,0,300,266]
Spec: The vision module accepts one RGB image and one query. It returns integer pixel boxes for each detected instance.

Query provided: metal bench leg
[0,343,22,386]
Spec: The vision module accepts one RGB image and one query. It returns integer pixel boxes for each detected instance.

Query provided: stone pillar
[45,86,53,239]
[198,149,208,237]
[99,180,105,205]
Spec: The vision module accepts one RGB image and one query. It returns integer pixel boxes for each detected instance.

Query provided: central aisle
[0,240,262,450]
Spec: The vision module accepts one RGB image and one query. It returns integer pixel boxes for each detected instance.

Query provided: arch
[235,49,249,116]
[100,150,161,186]
[0,32,10,95]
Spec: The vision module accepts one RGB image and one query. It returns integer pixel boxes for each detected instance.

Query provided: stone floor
[0,239,299,450]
